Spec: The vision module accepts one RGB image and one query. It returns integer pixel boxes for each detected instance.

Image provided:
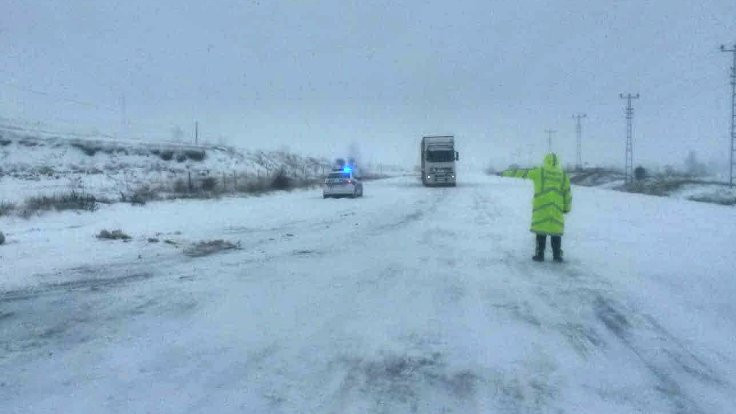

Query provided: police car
[323,167,364,199]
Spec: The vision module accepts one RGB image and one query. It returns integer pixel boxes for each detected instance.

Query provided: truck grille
[430,167,454,182]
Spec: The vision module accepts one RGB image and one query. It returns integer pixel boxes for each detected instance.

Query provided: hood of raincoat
[543,153,561,169]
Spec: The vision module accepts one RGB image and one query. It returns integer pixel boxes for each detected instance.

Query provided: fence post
[188,171,193,192]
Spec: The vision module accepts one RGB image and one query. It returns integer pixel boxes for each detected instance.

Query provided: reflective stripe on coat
[527,154,571,235]
[500,153,572,235]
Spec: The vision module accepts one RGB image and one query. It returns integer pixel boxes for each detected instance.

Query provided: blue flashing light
[343,166,353,173]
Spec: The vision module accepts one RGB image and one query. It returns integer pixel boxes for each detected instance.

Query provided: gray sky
[2,0,735,171]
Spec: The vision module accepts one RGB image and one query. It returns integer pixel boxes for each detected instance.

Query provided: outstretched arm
[500,168,532,179]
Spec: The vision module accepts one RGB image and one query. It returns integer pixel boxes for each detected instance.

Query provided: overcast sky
[2,0,735,171]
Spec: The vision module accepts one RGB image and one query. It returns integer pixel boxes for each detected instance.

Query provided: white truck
[421,135,459,186]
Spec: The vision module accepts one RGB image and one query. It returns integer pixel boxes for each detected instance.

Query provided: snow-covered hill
[1,173,734,413]
[0,124,338,206]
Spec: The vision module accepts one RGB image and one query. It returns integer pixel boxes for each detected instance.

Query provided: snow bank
[0,125,335,206]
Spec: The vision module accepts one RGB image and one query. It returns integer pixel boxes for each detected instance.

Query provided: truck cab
[421,135,459,186]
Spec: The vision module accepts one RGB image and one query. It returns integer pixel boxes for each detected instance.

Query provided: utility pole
[194,121,199,146]
[721,43,736,186]
[572,114,587,171]
[119,94,127,139]
[620,93,639,183]
[544,129,556,153]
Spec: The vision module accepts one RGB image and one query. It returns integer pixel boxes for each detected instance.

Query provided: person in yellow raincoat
[501,153,572,262]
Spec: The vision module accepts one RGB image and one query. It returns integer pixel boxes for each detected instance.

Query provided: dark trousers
[536,234,562,258]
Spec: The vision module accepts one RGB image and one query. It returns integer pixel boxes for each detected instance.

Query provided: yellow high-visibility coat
[501,153,572,235]
[501,169,529,178]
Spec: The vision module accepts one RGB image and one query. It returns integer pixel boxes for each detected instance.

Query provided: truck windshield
[426,150,454,162]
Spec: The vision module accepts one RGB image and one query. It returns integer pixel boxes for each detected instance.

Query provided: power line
[619,93,640,184]
[544,129,556,153]
[572,114,587,170]
[0,70,117,112]
[720,43,736,187]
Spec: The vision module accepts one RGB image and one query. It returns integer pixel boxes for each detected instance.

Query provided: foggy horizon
[2,0,735,172]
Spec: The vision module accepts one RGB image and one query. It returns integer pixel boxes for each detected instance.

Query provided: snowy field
[567,168,736,206]
[0,126,335,205]
[1,173,735,413]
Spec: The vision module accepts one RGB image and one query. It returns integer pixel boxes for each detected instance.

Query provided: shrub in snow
[689,192,736,206]
[0,231,5,245]
[173,178,189,193]
[71,142,99,156]
[236,177,270,194]
[120,185,160,205]
[36,165,55,176]
[184,150,206,161]
[130,186,158,205]
[97,229,131,241]
[634,166,647,181]
[19,139,40,147]
[201,177,218,191]
[0,202,15,217]
[159,151,174,161]
[270,169,292,190]
[183,240,240,257]
[21,191,97,217]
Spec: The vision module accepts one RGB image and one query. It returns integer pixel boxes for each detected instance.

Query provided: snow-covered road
[1,174,735,413]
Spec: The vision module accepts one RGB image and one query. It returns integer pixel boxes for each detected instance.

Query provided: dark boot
[551,236,563,262]
[532,235,546,261]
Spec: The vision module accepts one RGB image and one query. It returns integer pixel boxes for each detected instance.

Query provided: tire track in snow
[509,256,732,413]
[0,269,153,303]
[371,189,447,234]
[302,183,491,413]
[463,178,733,413]
[591,294,727,414]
